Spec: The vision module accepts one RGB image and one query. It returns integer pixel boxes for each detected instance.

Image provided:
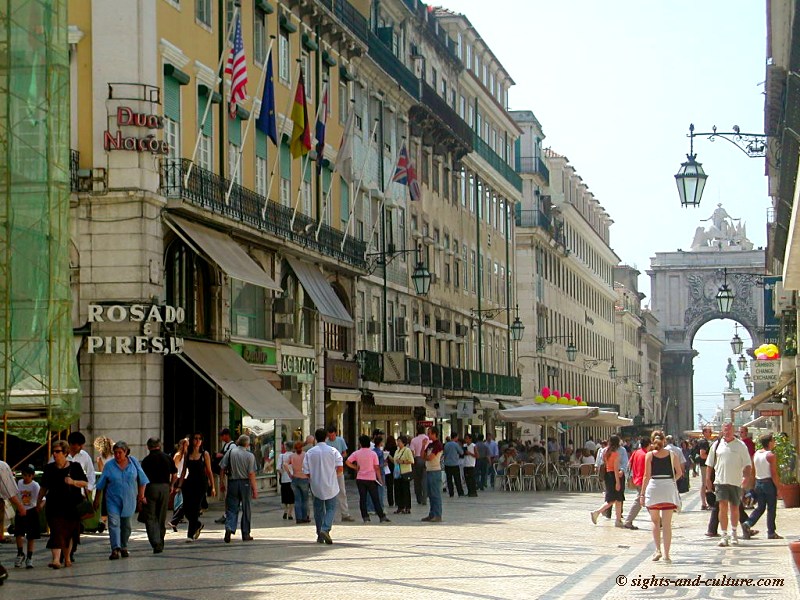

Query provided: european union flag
[256,50,277,145]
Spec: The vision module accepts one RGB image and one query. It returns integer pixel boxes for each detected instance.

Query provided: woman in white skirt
[641,430,683,563]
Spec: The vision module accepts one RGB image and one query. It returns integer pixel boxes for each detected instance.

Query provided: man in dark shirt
[475,435,490,490]
[140,437,177,554]
[697,427,712,510]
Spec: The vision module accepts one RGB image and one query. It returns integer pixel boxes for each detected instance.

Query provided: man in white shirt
[585,438,597,453]
[0,460,26,583]
[706,422,752,547]
[325,425,354,522]
[463,433,478,497]
[303,428,343,545]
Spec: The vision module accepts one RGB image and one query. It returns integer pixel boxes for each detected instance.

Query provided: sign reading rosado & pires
[86,303,184,355]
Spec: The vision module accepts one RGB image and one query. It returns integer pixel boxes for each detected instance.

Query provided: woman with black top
[37,440,88,569]
[178,433,215,542]
[641,430,682,563]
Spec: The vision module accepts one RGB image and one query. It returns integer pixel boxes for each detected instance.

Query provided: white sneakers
[718,535,730,547]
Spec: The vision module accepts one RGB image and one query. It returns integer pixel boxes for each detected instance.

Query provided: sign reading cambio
[103,107,170,155]
[87,304,184,355]
[751,360,780,385]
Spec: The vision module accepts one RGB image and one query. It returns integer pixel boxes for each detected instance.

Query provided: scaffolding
[0,0,80,450]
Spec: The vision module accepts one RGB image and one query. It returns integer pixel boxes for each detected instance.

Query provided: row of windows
[563,222,615,286]
[539,310,614,364]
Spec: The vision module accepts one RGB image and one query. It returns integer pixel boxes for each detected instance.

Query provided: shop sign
[751,360,780,385]
[231,343,276,366]
[417,420,433,429]
[86,303,184,355]
[325,358,358,389]
[281,354,317,376]
[759,409,783,417]
[456,400,474,419]
[104,106,169,155]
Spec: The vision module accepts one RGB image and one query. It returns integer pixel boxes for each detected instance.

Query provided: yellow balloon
[546,395,558,404]
[534,395,545,404]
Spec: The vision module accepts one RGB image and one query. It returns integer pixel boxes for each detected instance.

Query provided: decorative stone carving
[690,203,753,251]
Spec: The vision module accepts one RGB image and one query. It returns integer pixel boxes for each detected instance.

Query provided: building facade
[65,0,522,460]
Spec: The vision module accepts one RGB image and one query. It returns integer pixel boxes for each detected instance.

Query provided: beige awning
[166,215,281,291]
[372,392,427,407]
[733,373,795,412]
[477,399,500,410]
[286,257,353,328]
[179,340,303,420]
[329,389,361,403]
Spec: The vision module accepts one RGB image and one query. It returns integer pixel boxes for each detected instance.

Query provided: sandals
[651,552,662,562]
[48,562,63,569]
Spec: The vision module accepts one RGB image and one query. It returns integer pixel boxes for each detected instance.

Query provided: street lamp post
[536,335,578,362]
[674,123,767,208]
[471,304,525,376]
[584,355,617,380]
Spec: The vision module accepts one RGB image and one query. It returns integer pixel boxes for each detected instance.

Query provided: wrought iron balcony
[366,30,419,99]
[515,208,567,248]
[408,81,473,160]
[70,149,80,192]
[472,133,522,192]
[161,159,367,270]
[318,0,369,44]
[516,156,550,186]
[359,350,521,397]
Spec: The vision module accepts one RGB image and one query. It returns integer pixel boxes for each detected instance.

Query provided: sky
[436,0,768,427]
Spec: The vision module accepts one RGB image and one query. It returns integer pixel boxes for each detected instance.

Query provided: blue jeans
[476,459,489,490]
[225,479,252,537]
[107,513,132,550]
[313,495,337,534]
[426,470,443,518]
[291,479,310,521]
[746,479,778,535]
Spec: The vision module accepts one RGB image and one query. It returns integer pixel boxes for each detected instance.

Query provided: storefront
[277,344,316,444]
[324,357,360,446]
[360,392,426,439]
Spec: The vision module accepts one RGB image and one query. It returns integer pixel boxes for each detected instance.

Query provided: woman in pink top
[346,435,390,523]
[289,442,310,523]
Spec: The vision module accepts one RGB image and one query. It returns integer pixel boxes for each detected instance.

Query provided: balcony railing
[366,30,419,99]
[317,0,369,44]
[472,133,522,192]
[516,156,550,186]
[359,350,521,397]
[70,149,80,192]
[419,81,473,151]
[515,208,567,247]
[161,159,367,269]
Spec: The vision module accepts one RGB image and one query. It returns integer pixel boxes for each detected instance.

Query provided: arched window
[165,239,212,338]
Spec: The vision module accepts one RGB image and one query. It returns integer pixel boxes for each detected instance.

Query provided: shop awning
[286,257,353,328]
[477,399,500,410]
[372,392,427,407]
[179,340,303,420]
[330,389,361,403]
[733,373,795,412]
[166,215,281,291]
[743,415,775,429]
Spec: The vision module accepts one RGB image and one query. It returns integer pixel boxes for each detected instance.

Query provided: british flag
[392,144,421,201]
[225,14,248,118]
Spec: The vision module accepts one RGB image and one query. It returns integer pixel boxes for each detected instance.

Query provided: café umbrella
[497,404,600,478]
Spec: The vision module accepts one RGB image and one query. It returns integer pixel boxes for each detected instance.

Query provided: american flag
[392,144,421,201]
[225,14,248,118]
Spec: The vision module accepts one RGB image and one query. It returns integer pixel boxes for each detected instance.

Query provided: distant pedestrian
[277,443,295,520]
[641,431,682,563]
[220,435,258,543]
[169,437,189,532]
[393,435,414,514]
[463,433,478,497]
[303,428,343,544]
[93,435,114,472]
[696,426,713,510]
[421,427,444,523]
[410,425,429,505]
[0,460,27,583]
[325,425,353,522]
[622,437,650,531]
[346,435,390,523]
[486,433,500,489]
[385,435,398,508]
[139,437,177,554]
[13,465,39,569]
[94,441,149,560]
[475,435,490,490]
[590,435,625,527]
[289,441,310,523]
[177,433,215,543]
[213,428,235,525]
[443,433,464,498]
[741,433,783,540]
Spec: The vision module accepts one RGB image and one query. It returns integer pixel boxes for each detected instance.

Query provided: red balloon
[541,386,551,398]
[563,392,571,400]
[553,390,561,398]
[575,396,582,402]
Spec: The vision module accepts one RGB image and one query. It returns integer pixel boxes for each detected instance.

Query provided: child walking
[15,465,40,569]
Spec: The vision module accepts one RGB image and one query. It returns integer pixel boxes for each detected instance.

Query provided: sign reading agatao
[87,304,184,355]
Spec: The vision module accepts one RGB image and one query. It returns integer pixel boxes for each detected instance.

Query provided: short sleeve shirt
[326,436,348,456]
[707,438,751,487]
[347,448,379,481]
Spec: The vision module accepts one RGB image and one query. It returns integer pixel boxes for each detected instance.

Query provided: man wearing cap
[214,428,235,524]
[0,460,26,584]
[140,437,177,553]
[220,435,258,543]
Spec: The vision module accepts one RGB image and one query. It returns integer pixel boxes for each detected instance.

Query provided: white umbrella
[498,404,600,478]
[588,410,634,428]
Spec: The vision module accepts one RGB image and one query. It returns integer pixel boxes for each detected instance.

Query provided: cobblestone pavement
[4,479,800,599]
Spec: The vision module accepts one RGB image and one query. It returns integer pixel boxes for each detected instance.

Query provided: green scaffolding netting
[0,0,80,444]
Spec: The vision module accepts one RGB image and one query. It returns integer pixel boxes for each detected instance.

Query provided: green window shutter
[304,161,312,182]
[322,165,331,193]
[228,116,242,146]
[198,98,212,136]
[256,130,267,159]
[164,76,181,122]
[339,177,349,224]
[280,141,291,179]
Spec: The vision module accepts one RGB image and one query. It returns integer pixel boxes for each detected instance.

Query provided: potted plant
[774,433,800,508]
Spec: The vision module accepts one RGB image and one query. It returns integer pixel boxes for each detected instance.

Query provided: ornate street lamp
[566,341,577,362]
[675,153,708,208]
[716,269,735,314]
[510,313,525,342]
[608,363,617,381]
[411,261,431,296]
[737,354,748,371]
[730,326,744,355]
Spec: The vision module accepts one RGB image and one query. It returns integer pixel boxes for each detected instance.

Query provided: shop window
[165,240,212,338]
[231,279,271,340]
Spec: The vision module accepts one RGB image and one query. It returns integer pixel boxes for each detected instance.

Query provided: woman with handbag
[641,431,683,563]
[36,440,88,569]
[393,435,414,514]
[94,441,149,560]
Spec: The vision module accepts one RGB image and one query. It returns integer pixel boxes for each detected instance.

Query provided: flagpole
[290,81,328,231]
[184,6,239,188]
[365,137,404,255]
[314,164,337,241]
[262,60,302,220]
[317,103,355,240]
[224,37,274,206]
[341,119,379,253]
